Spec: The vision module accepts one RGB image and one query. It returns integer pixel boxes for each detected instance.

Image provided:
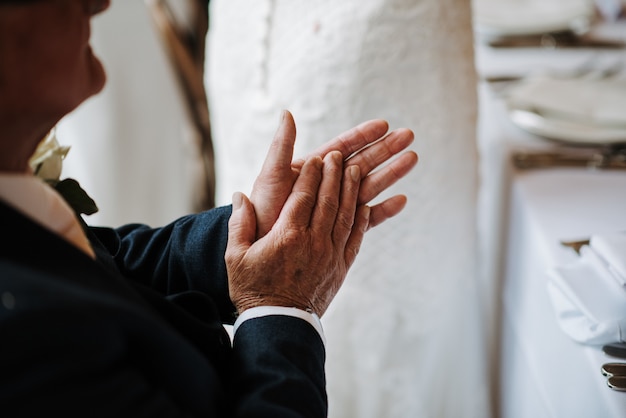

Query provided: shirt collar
[0,173,95,258]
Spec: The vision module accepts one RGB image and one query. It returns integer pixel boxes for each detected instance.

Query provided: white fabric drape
[57,0,196,227]
[207,1,489,417]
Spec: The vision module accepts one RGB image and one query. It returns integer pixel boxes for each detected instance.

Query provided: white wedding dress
[207,1,489,417]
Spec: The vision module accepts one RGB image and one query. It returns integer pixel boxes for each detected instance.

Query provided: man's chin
[88,51,107,97]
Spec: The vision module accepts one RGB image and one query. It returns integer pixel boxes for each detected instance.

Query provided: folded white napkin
[548,231,626,345]
[590,232,626,284]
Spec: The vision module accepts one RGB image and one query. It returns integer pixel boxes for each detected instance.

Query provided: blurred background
[57,1,626,417]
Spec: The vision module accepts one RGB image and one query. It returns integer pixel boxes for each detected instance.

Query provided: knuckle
[294,190,317,209]
[224,250,238,267]
[280,228,310,253]
[348,243,361,261]
[334,211,354,231]
[318,195,339,214]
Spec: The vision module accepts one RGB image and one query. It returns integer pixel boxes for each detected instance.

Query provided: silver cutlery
[486,30,625,49]
[512,146,626,170]
[601,345,626,391]
[601,362,626,377]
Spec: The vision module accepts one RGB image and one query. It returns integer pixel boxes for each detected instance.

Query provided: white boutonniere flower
[28,128,70,182]
[29,129,98,216]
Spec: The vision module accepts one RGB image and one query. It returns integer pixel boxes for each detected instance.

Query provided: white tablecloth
[502,170,626,417]
[475,23,626,416]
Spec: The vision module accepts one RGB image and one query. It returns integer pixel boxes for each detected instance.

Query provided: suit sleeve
[90,205,236,322]
[231,315,328,418]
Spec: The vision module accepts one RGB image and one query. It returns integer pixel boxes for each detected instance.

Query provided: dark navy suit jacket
[0,201,326,417]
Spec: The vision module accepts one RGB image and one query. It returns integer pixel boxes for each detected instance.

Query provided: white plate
[507,107,626,145]
[473,0,595,38]
[504,73,626,144]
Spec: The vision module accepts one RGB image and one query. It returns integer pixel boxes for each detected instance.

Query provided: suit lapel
[1,201,232,378]
[0,201,156,311]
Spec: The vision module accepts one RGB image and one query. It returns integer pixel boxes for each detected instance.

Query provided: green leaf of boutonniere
[51,178,99,216]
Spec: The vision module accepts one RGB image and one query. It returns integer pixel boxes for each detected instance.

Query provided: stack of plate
[505,74,626,145]
[473,0,596,41]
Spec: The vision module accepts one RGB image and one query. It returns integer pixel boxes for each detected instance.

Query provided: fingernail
[312,155,323,166]
[349,165,360,181]
[232,192,243,210]
[362,205,371,230]
[280,109,287,123]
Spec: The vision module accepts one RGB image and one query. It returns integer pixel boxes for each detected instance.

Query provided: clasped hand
[226,111,417,316]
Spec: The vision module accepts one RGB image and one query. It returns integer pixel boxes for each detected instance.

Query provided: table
[500,170,626,417]
[475,24,626,417]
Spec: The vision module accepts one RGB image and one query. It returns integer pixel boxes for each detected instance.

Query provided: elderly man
[0,0,417,416]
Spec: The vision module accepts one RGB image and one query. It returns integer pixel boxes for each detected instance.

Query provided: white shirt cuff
[233,306,326,346]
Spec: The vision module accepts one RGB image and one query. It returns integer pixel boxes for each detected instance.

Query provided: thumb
[260,110,297,175]
[228,192,257,250]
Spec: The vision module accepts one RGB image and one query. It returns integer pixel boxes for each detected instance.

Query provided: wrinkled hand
[250,110,418,238]
[226,152,369,316]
